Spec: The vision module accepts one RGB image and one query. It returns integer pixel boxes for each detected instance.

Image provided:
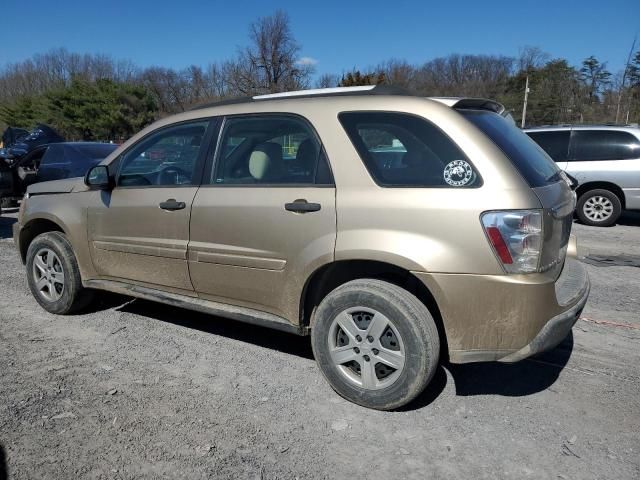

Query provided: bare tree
[517,46,550,73]
[315,74,339,88]
[225,10,314,95]
[376,59,416,90]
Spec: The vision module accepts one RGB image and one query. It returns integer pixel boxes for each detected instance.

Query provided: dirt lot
[0,209,639,480]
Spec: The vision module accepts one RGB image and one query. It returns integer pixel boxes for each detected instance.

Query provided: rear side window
[569,130,640,161]
[526,131,570,162]
[212,115,333,185]
[461,110,560,188]
[339,112,480,187]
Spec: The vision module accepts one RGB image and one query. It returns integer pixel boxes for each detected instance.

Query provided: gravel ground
[0,209,639,480]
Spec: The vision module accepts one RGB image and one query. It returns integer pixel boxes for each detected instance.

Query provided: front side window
[213,115,331,185]
[526,130,571,162]
[118,121,209,187]
[339,112,480,187]
[570,130,640,161]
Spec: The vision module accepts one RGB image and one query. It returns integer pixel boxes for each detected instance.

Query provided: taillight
[481,210,543,273]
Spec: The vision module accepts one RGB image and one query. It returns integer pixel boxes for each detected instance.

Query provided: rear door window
[339,112,480,187]
[569,130,640,161]
[526,131,570,162]
[461,110,560,187]
[212,115,333,185]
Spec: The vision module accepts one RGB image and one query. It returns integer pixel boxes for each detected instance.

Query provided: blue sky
[0,0,638,76]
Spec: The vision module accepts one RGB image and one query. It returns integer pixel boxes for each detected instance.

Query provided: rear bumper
[413,255,590,363]
[498,271,588,362]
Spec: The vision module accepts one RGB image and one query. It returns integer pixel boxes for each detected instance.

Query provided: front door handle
[159,199,186,211]
[285,199,321,213]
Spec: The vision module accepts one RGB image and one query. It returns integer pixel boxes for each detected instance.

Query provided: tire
[311,279,440,410]
[576,189,622,227]
[26,232,94,314]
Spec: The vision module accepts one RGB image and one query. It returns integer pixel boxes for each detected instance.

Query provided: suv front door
[87,119,215,292]
[188,114,336,322]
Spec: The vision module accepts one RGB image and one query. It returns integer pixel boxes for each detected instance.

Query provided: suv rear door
[187,114,336,322]
[567,129,640,192]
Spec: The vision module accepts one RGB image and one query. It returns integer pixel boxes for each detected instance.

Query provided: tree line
[0,10,638,141]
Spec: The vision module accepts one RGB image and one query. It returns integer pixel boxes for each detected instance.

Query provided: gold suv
[13,86,590,410]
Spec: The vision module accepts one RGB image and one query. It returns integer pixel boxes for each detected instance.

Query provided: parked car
[0,142,117,207]
[13,86,589,410]
[525,125,640,226]
[0,124,64,164]
[1,127,29,149]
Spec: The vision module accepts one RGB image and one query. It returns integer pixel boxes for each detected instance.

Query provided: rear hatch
[458,107,574,277]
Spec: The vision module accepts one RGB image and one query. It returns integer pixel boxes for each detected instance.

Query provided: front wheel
[576,189,622,227]
[26,232,94,314]
[311,279,440,410]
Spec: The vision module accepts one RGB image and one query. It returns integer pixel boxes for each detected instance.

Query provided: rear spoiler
[428,97,507,115]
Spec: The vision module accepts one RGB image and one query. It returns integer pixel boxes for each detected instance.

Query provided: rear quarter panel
[307,97,543,274]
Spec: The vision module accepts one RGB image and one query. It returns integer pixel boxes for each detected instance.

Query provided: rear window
[526,130,571,162]
[570,130,640,161]
[339,112,481,187]
[461,110,560,187]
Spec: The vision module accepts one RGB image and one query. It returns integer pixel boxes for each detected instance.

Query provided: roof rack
[190,85,411,110]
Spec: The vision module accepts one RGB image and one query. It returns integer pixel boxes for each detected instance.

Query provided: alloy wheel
[32,248,65,302]
[583,195,614,222]
[327,307,406,390]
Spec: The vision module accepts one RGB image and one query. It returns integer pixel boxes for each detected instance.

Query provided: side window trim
[568,129,579,162]
[205,112,335,187]
[113,118,218,189]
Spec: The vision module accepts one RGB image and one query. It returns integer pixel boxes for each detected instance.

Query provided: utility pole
[521,75,530,128]
[616,36,637,124]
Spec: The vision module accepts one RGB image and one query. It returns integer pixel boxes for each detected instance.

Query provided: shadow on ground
[447,332,573,396]
[0,214,17,240]
[107,297,573,410]
[0,443,8,480]
[617,211,640,227]
[115,298,315,360]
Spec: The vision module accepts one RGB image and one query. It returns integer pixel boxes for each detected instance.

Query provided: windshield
[461,110,560,187]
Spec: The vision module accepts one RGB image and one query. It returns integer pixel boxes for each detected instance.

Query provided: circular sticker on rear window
[443,160,473,186]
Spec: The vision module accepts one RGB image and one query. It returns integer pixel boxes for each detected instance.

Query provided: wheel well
[300,260,449,360]
[575,181,625,209]
[18,219,64,262]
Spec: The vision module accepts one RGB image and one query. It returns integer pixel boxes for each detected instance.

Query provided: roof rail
[190,84,411,110]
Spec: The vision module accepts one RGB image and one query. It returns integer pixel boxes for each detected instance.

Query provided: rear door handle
[159,199,186,211]
[285,199,321,213]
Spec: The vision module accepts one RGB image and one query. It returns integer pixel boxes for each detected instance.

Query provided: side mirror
[85,165,112,190]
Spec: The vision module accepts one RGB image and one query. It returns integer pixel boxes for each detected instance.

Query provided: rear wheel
[26,232,94,314]
[576,188,622,227]
[311,279,440,410]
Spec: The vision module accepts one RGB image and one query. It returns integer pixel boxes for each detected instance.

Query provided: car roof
[190,85,507,115]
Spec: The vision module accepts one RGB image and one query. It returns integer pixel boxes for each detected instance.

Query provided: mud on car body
[14,86,589,410]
